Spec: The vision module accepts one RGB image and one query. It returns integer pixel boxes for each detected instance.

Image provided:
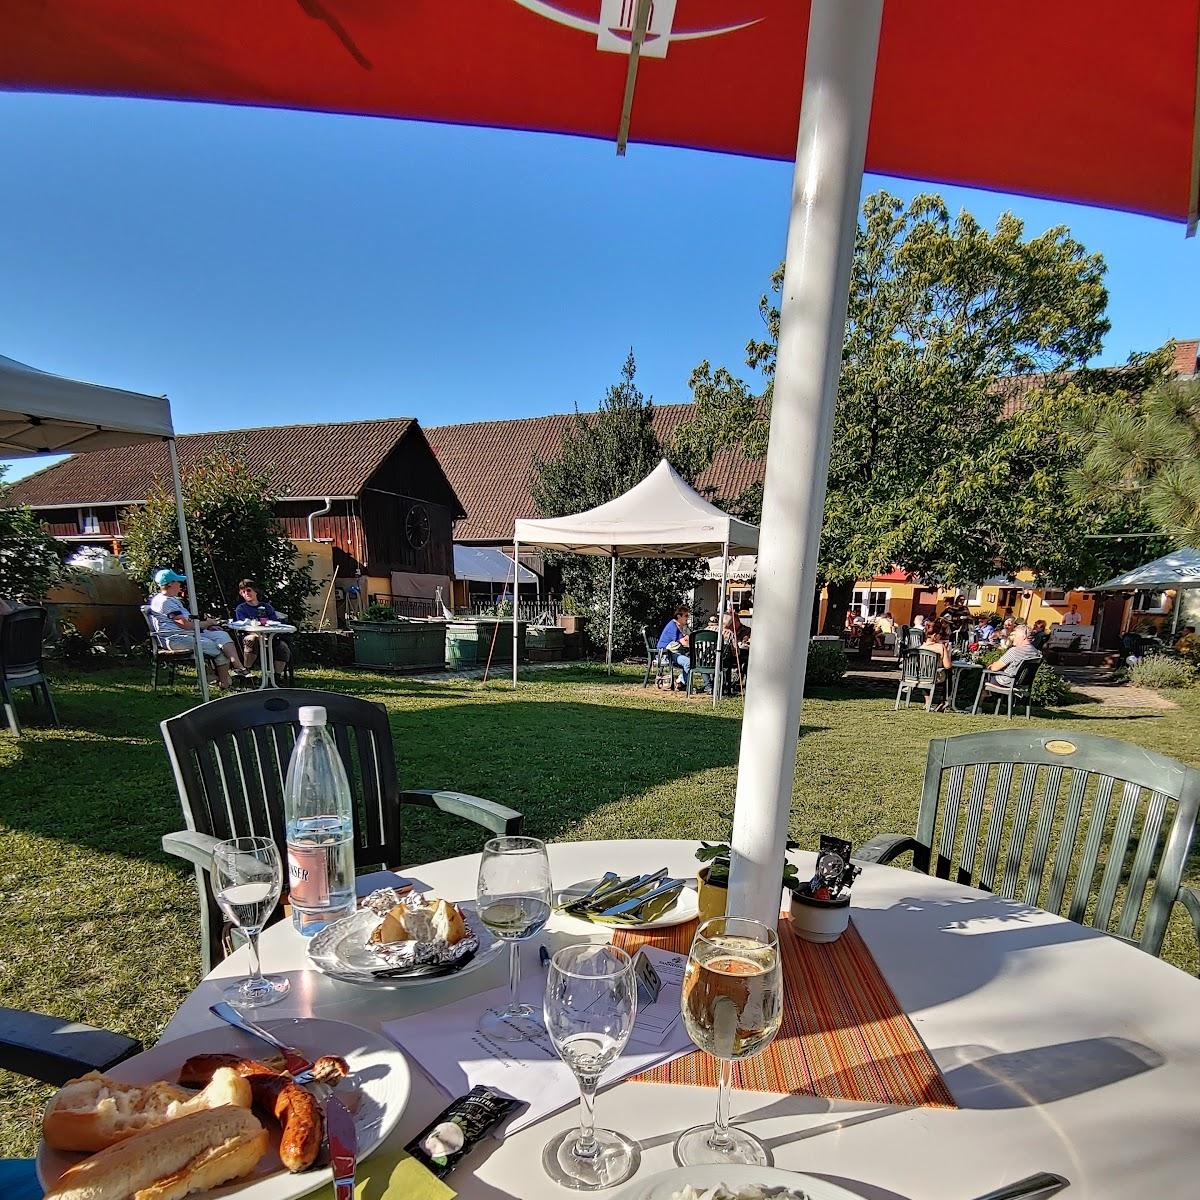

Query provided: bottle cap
[298,705,327,727]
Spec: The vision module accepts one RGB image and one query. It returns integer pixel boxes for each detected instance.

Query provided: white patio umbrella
[1092,548,1200,636]
[513,459,758,704]
[0,354,210,700]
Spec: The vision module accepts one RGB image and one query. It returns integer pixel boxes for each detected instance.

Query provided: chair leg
[894,682,903,710]
[41,683,59,727]
[3,690,19,737]
[1007,691,1014,720]
[643,655,652,687]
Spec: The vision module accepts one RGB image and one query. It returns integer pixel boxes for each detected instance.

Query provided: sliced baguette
[43,1067,252,1152]
[43,1105,267,1200]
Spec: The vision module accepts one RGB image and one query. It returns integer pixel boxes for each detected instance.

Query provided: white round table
[226,620,296,689]
[164,840,1200,1199]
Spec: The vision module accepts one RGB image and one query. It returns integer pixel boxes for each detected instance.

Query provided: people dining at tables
[919,617,954,711]
[234,578,291,674]
[981,623,1041,686]
[147,568,247,689]
[656,604,696,692]
[971,616,995,645]
[1029,618,1050,650]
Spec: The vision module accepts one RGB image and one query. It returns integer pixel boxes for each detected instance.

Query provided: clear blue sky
[2,91,1196,482]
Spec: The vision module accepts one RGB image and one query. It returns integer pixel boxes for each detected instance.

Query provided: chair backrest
[905,627,925,649]
[913,730,1200,957]
[690,629,720,669]
[642,626,653,653]
[141,604,172,653]
[1010,655,1042,693]
[895,625,909,657]
[0,607,47,676]
[901,646,940,685]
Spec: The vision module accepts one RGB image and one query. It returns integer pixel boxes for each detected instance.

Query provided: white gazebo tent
[512,459,758,705]
[0,353,210,700]
[1091,548,1200,637]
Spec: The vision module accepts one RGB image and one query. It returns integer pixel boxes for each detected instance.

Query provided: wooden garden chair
[857,730,1200,971]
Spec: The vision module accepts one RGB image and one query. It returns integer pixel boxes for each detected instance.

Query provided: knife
[325,1093,358,1200]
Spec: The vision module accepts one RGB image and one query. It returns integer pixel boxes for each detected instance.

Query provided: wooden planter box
[350,619,447,670]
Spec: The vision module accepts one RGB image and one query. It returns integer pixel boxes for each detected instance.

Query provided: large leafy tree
[675,190,1154,631]
[0,465,70,601]
[123,450,318,620]
[531,352,705,657]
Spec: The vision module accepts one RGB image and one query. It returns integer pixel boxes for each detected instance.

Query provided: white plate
[615,1164,864,1200]
[558,878,700,931]
[307,901,505,987]
[37,1017,410,1200]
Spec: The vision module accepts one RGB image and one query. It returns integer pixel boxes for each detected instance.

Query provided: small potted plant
[695,838,800,921]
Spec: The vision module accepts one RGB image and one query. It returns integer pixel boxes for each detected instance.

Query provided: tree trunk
[822,578,856,635]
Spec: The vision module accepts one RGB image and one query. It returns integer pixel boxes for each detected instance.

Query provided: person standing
[1062,604,1082,626]
[148,569,246,689]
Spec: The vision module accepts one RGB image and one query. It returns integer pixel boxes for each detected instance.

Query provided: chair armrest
[399,789,524,836]
[161,829,222,872]
[1176,886,1200,977]
[855,834,925,866]
[0,1007,141,1085]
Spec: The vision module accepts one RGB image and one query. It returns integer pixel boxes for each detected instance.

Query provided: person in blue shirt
[656,605,700,691]
[234,578,291,674]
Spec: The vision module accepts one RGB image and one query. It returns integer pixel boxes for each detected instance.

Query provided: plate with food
[615,1165,863,1200]
[37,1016,410,1200]
[308,888,504,986]
[558,872,700,930]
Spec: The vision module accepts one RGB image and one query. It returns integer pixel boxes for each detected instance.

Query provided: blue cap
[153,568,187,586]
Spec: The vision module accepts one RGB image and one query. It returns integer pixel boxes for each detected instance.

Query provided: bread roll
[43,1067,252,1152]
[370,897,467,945]
[43,1105,267,1200]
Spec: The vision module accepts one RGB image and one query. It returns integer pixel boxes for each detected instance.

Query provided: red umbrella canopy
[2,1,1198,226]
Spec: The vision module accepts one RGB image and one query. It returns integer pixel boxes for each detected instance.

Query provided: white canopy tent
[0,353,210,700]
[1092,548,1200,637]
[513,459,758,705]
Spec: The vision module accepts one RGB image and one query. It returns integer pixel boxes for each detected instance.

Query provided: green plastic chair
[895,646,943,710]
[970,653,1042,718]
[642,625,675,689]
[686,629,720,697]
[857,730,1200,970]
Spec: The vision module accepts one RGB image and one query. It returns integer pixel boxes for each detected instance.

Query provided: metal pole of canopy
[167,437,209,703]
[713,540,729,709]
[511,540,520,689]
[606,552,617,672]
[727,0,882,928]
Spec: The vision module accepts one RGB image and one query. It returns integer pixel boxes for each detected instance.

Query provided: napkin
[305,1145,456,1200]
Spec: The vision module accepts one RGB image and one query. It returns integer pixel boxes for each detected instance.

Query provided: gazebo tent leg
[606,553,617,673]
[512,540,520,689]
[727,0,882,928]
[713,541,729,708]
[168,437,209,703]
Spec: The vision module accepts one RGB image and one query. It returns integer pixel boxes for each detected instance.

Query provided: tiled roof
[8,418,415,507]
[426,405,767,542]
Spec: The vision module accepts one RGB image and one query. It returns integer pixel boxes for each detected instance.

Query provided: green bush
[1031,663,1074,706]
[1129,655,1196,690]
[806,640,847,687]
[292,630,355,667]
[359,603,396,622]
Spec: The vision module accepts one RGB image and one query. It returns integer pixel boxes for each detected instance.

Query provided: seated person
[921,617,954,710]
[982,624,1042,687]
[148,569,246,689]
[234,578,292,673]
[1028,618,1049,650]
[656,605,694,691]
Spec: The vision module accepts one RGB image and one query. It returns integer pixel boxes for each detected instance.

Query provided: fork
[209,1002,318,1083]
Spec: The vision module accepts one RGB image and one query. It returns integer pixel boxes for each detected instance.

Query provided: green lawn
[2,663,1198,1154]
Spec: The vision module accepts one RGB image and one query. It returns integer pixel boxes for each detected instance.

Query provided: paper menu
[627,946,686,1046]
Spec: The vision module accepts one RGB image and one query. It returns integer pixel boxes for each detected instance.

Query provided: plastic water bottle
[283,705,356,935]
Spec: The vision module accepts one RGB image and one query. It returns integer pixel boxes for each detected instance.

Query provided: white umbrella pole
[606,553,617,672]
[713,541,729,709]
[511,540,520,688]
[168,437,209,703]
[727,0,882,927]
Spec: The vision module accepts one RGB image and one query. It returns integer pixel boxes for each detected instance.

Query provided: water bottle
[283,705,356,935]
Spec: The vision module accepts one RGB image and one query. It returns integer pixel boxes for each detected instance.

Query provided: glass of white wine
[212,836,290,1008]
[542,944,640,1190]
[675,915,782,1166]
[476,835,552,1040]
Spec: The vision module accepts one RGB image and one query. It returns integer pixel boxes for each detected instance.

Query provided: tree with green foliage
[123,450,318,621]
[1070,373,1200,548]
[0,465,71,601]
[531,351,706,658]
[675,190,1158,632]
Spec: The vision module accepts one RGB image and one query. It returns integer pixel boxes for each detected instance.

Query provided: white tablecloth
[164,840,1200,1199]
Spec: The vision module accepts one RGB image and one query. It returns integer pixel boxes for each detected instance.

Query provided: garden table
[163,840,1200,1199]
[226,620,296,689]
[948,658,984,712]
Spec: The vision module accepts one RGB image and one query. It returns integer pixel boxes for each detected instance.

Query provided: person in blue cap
[147,568,247,688]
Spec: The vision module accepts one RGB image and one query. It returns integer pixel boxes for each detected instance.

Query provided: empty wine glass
[674,915,782,1166]
[542,944,640,1190]
[476,835,552,1040]
[213,836,290,1008]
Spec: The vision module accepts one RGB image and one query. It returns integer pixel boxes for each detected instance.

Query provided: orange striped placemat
[613,918,955,1109]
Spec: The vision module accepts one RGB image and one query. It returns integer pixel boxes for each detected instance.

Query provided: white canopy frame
[0,354,210,701]
[512,459,757,707]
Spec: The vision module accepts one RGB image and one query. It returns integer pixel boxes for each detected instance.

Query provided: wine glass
[674,915,782,1166]
[476,835,552,1040]
[212,836,290,1008]
[542,944,640,1190]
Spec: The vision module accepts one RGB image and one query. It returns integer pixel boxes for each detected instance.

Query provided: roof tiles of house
[8,418,415,507]
[425,404,765,542]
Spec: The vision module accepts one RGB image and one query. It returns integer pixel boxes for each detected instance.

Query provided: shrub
[358,603,396,622]
[1129,655,1196,690]
[1030,664,1074,707]
[291,630,355,667]
[806,640,847,687]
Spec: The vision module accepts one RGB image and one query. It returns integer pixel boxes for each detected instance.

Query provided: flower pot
[696,866,729,922]
[557,614,588,636]
[787,886,850,943]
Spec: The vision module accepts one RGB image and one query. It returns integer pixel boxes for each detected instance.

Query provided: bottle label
[288,843,328,907]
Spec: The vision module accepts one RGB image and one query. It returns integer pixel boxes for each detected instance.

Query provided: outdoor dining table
[948,658,985,712]
[225,620,296,689]
[162,839,1200,1199]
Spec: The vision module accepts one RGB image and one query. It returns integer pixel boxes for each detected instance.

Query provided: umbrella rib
[615,0,652,156]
